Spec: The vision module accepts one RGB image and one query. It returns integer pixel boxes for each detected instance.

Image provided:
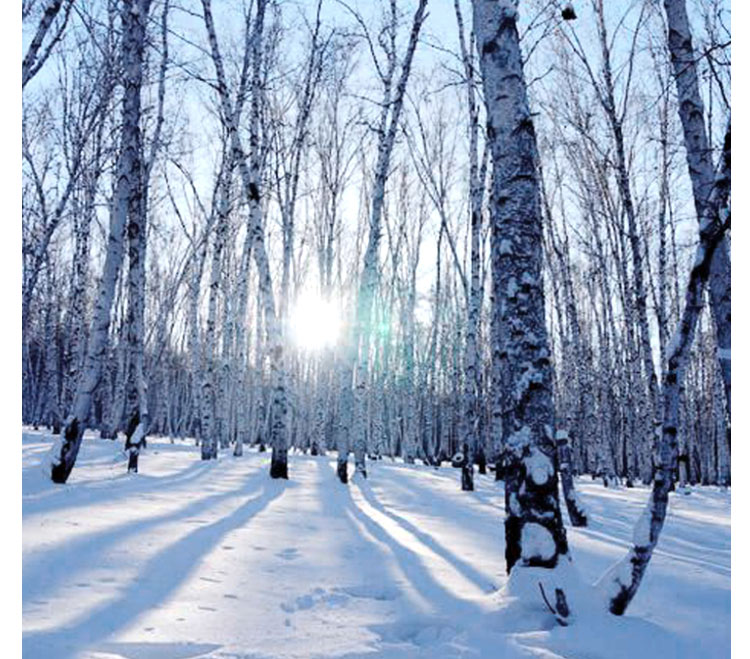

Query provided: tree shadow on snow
[23,478,290,659]
[355,481,497,595]
[23,454,222,518]
[23,464,272,604]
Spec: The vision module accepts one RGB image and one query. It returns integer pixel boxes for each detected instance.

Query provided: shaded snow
[23,429,730,658]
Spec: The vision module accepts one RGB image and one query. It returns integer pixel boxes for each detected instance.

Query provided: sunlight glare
[289,292,342,351]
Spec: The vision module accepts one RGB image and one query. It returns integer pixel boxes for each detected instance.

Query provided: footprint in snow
[280,588,349,613]
[337,584,400,601]
[276,547,300,560]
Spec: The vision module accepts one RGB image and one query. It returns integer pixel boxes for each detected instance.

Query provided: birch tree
[599,121,730,615]
[663,0,731,421]
[49,0,153,484]
[342,0,429,481]
[22,0,74,89]
[473,0,570,618]
[203,0,290,479]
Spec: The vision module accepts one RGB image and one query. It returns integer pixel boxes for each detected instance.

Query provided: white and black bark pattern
[203,0,288,478]
[22,0,73,89]
[664,0,731,421]
[473,0,570,587]
[601,122,730,616]
[123,177,149,474]
[62,172,96,413]
[555,430,587,527]
[455,0,485,492]
[50,0,152,484]
[350,0,428,479]
[200,157,232,460]
[124,0,170,472]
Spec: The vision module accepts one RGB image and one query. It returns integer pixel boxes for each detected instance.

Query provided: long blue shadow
[23,479,289,659]
[23,465,270,604]
[356,481,497,594]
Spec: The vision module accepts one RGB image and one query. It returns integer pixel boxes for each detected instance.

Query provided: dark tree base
[461,465,475,491]
[270,457,288,480]
[51,417,83,484]
[337,460,348,484]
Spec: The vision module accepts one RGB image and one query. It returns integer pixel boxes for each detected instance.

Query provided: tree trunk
[663,0,731,422]
[49,0,152,484]
[600,122,730,616]
[474,1,570,618]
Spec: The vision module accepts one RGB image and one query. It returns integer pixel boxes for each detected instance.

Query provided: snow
[520,523,556,561]
[23,429,730,658]
[526,448,554,486]
[632,500,653,547]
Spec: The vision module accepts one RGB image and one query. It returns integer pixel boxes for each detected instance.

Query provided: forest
[22,0,731,657]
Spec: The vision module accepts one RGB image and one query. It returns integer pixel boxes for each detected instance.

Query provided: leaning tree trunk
[599,122,730,616]
[49,0,152,484]
[664,0,731,422]
[473,0,571,619]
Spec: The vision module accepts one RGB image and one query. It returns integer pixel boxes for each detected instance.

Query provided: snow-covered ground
[22,429,730,658]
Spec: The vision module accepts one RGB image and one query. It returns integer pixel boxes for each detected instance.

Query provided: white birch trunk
[49,0,152,483]
[663,0,731,421]
[599,122,730,615]
[473,0,571,617]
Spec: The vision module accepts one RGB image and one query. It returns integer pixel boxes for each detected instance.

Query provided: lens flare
[289,292,342,351]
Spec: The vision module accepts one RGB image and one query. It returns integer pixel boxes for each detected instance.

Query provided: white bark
[50,0,152,483]
[349,0,428,479]
[473,0,570,617]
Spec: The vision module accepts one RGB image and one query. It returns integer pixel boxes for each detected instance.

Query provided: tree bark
[49,0,152,484]
[473,1,570,617]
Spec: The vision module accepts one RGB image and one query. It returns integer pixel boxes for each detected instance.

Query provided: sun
[288,291,342,351]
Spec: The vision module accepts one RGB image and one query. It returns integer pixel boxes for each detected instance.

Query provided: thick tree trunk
[474,1,570,617]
